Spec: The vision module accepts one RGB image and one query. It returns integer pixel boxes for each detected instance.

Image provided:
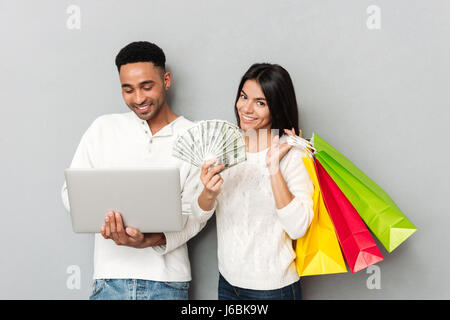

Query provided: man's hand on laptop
[101,211,166,248]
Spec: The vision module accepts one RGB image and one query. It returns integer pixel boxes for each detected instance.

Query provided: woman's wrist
[269,166,294,209]
[198,188,217,211]
[267,163,281,176]
[201,187,217,200]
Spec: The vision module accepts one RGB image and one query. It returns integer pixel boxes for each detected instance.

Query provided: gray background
[0,0,448,299]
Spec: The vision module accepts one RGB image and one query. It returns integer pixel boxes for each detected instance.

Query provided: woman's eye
[257,101,266,106]
[240,94,247,99]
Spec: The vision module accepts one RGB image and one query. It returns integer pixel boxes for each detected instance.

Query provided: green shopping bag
[312,133,417,253]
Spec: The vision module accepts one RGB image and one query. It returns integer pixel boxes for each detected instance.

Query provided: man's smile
[135,103,152,113]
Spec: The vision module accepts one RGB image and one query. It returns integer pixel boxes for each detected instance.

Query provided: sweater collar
[130,111,183,137]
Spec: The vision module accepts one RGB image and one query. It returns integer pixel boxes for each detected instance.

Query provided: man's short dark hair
[115,41,166,72]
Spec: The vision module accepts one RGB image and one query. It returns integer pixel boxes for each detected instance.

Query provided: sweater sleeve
[191,187,217,224]
[275,147,314,240]
[153,164,209,255]
[61,118,99,213]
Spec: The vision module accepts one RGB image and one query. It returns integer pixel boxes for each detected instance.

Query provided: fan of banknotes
[172,120,247,169]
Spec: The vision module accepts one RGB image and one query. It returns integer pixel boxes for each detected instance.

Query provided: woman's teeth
[242,115,257,121]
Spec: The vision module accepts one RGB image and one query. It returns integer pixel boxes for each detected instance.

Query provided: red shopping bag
[315,159,384,273]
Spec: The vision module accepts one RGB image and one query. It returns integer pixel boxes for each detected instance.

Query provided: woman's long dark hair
[234,63,300,136]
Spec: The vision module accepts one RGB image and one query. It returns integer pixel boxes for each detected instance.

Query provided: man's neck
[147,104,179,135]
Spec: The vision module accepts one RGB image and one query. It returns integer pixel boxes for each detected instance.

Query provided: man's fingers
[115,212,123,232]
[114,212,129,243]
[126,227,144,242]
[104,215,111,237]
[101,224,108,239]
[109,211,122,244]
[103,212,143,247]
[109,211,117,234]
[125,227,137,239]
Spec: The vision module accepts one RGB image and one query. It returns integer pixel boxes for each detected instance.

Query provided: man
[61,41,213,300]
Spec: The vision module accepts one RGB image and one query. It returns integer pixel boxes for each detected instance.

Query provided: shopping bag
[295,157,347,276]
[315,159,384,273]
[312,133,417,252]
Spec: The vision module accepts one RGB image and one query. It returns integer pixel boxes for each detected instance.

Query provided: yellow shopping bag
[295,157,348,276]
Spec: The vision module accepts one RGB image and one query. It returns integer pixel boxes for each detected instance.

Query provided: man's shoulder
[86,112,136,131]
[92,112,134,125]
[172,116,197,132]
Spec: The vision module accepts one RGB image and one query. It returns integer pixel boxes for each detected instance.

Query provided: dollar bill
[172,120,247,169]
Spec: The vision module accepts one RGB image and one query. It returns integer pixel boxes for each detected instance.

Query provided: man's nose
[134,90,146,105]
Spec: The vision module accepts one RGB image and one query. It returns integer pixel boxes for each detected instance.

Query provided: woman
[193,63,314,300]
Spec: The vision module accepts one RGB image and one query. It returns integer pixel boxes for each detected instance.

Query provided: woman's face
[236,79,272,132]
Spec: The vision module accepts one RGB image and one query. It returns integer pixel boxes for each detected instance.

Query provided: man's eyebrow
[241,89,266,100]
[121,80,155,88]
[139,80,155,86]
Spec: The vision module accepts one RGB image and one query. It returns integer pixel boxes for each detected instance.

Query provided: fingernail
[105,217,109,222]
[115,212,120,218]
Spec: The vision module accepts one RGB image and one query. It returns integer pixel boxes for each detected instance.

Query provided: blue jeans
[218,273,302,300]
[89,279,189,300]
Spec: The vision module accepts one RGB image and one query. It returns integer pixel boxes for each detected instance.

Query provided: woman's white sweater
[192,138,314,290]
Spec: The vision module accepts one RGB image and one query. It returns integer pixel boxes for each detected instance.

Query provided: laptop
[64,167,187,233]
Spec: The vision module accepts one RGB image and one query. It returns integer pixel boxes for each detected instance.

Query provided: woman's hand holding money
[198,158,225,211]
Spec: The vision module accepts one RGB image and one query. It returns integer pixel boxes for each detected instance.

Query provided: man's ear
[163,71,171,90]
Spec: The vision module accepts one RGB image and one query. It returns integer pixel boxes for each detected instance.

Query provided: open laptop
[64,167,187,233]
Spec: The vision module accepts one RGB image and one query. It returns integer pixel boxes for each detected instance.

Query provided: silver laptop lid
[64,167,185,233]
